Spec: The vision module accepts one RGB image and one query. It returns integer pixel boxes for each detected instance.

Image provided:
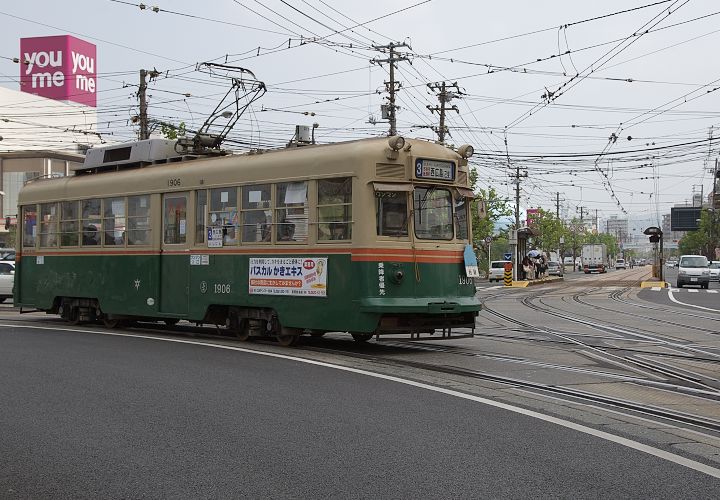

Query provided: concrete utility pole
[507,149,526,280]
[138,68,161,140]
[595,209,599,234]
[556,192,562,219]
[371,43,410,136]
[427,81,461,144]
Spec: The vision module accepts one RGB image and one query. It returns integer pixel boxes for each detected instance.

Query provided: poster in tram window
[249,257,327,296]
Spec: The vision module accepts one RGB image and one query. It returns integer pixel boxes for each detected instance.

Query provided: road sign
[503,252,512,261]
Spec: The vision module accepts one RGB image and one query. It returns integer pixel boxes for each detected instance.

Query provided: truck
[582,243,608,273]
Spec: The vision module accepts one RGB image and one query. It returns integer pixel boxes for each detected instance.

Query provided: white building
[605,215,629,243]
[0,86,98,246]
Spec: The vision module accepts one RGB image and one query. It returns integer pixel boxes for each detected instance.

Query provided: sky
[1,0,719,234]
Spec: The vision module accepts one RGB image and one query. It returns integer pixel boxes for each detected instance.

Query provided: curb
[509,276,564,287]
[640,281,668,288]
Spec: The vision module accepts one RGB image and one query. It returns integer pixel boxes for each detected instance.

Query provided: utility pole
[556,192,563,267]
[595,209,599,234]
[507,155,526,280]
[371,42,410,136]
[574,206,587,273]
[427,81,461,144]
[137,68,160,140]
[556,192,561,219]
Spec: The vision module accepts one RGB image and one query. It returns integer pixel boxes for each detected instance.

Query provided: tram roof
[18,136,467,204]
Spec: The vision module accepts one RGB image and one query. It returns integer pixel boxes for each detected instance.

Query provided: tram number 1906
[458,275,474,286]
[168,178,182,187]
[214,283,231,294]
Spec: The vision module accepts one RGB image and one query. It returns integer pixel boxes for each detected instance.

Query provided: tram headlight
[388,135,405,151]
[458,144,474,159]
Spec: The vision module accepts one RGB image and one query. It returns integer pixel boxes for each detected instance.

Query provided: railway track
[4,303,720,437]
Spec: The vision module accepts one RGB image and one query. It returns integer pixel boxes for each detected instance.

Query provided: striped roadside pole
[504,262,513,286]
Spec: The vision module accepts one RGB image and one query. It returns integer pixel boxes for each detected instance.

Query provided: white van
[677,254,709,289]
[489,261,511,282]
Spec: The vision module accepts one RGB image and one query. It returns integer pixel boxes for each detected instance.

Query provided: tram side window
[318,177,352,241]
[127,195,151,245]
[376,193,408,237]
[241,184,272,243]
[22,205,37,248]
[60,201,79,247]
[103,197,126,246]
[454,193,469,241]
[209,187,239,246]
[275,182,308,243]
[81,199,102,246]
[39,202,59,248]
[414,187,453,240]
[195,190,207,244]
[164,196,187,245]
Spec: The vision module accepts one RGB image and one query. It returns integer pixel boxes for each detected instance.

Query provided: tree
[528,208,565,255]
[469,170,512,242]
[469,169,513,272]
[678,208,718,257]
[159,121,186,140]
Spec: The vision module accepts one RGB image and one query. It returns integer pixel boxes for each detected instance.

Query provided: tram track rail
[478,287,720,392]
[483,299,720,393]
[567,291,720,336]
[291,340,720,435]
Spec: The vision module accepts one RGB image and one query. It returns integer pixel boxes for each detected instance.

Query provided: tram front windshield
[414,187,454,240]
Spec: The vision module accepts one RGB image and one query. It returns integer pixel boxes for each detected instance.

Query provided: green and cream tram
[15,136,480,345]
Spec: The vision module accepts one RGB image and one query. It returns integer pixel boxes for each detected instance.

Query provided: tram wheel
[276,333,300,347]
[103,317,122,329]
[67,307,81,326]
[351,333,373,343]
[227,313,251,341]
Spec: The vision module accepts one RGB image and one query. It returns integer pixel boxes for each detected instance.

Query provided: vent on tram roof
[376,163,405,179]
[457,169,468,186]
[103,146,132,163]
[76,139,186,173]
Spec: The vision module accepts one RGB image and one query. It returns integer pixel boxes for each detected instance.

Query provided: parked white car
[709,261,720,281]
[0,261,14,302]
[489,260,511,282]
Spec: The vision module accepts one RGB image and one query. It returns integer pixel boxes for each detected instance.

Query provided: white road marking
[708,290,718,294]
[651,287,661,291]
[667,289,720,313]
[1,322,719,479]
[687,289,699,293]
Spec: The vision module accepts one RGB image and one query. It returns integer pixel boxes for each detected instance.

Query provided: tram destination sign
[415,159,455,181]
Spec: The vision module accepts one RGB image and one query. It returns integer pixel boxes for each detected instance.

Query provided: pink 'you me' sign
[20,35,97,107]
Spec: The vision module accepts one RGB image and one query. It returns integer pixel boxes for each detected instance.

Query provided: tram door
[160,192,190,315]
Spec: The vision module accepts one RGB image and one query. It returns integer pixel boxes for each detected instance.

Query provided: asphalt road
[1,325,718,498]
[639,267,720,311]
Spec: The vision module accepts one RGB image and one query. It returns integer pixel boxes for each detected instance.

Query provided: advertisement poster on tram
[249,257,327,296]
